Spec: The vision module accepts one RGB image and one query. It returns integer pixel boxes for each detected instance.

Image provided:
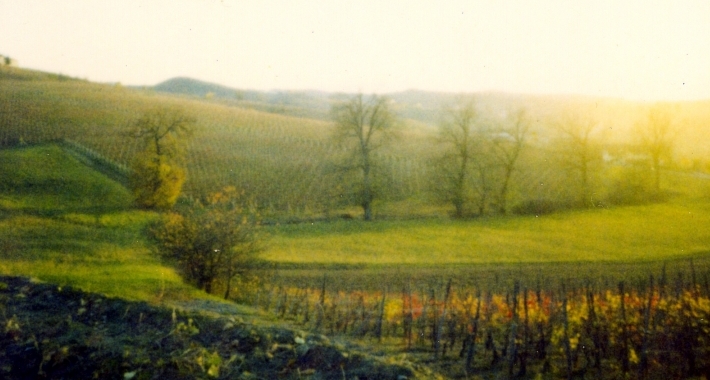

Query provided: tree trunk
[362,157,373,221]
[653,155,661,192]
[363,200,372,221]
[453,199,464,219]
[224,274,233,300]
[454,151,468,218]
[498,164,512,214]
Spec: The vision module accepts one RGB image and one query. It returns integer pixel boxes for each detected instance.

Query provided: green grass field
[4,64,710,301]
[260,204,710,292]
[0,145,212,303]
[265,201,710,265]
[260,174,710,291]
[3,143,710,298]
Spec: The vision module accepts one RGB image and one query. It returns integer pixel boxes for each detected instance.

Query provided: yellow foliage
[127,106,193,210]
[384,299,402,322]
[130,153,185,210]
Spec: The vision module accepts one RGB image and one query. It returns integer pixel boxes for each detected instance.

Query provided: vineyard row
[244,269,710,379]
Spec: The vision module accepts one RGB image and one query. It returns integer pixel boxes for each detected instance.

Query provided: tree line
[331,95,677,220]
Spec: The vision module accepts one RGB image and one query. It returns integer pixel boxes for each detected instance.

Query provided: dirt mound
[0,276,424,379]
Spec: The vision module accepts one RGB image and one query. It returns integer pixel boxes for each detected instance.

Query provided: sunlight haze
[2,0,709,100]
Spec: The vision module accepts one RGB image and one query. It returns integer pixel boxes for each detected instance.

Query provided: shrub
[512,198,566,216]
[149,187,263,299]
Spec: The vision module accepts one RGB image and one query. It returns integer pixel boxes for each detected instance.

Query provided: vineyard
[243,265,710,379]
[5,66,710,378]
[6,66,709,221]
[3,141,710,378]
[0,67,439,218]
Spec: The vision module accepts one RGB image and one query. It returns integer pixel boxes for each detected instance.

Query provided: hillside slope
[0,276,425,379]
[4,65,710,220]
[0,143,430,379]
[152,77,333,121]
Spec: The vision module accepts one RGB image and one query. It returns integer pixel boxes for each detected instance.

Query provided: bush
[606,182,667,206]
[604,166,668,206]
[130,154,185,210]
[512,199,566,216]
[149,187,263,299]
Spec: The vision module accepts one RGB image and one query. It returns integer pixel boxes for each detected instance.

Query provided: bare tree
[331,94,397,221]
[490,109,529,214]
[436,101,490,218]
[636,104,675,192]
[439,102,476,218]
[555,111,600,207]
[128,106,194,163]
[471,150,494,215]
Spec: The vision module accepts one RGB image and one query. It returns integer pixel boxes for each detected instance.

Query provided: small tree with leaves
[150,187,262,299]
[128,106,194,210]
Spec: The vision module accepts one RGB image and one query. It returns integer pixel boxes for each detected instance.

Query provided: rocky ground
[0,276,429,379]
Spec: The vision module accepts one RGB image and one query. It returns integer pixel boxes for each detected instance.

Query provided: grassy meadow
[0,144,213,303]
[4,64,710,296]
[255,166,710,291]
[260,200,710,292]
[4,143,710,298]
[266,201,710,265]
[0,68,710,288]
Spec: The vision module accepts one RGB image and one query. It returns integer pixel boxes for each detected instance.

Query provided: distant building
[0,55,17,66]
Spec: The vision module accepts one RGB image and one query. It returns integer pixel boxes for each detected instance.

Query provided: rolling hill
[3,64,710,220]
[4,66,710,379]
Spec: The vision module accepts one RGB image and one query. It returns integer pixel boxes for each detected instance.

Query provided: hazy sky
[2,0,709,100]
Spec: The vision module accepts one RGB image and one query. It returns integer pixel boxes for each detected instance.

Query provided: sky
[2,0,709,101]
